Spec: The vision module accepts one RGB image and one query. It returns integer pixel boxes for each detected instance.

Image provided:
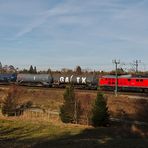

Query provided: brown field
[0,86,148,122]
[0,87,148,122]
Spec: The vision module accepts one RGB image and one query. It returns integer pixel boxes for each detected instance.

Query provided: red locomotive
[99,75,148,92]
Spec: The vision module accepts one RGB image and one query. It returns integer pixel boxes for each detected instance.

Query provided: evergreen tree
[91,92,109,127]
[75,65,82,75]
[0,62,2,69]
[60,84,77,123]
[47,68,52,74]
[34,66,37,74]
[29,65,34,73]
[0,62,2,73]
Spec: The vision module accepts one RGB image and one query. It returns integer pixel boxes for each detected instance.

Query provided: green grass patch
[0,117,148,148]
[0,117,84,147]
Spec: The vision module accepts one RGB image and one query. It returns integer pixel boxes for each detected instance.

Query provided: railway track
[0,84,148,97]
[0,84,97,93]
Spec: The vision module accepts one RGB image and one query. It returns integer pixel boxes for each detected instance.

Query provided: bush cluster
[2,86,32,116]
[60,85,110,127]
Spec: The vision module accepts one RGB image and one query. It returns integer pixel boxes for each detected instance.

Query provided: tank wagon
[52,74,98,89]
[0,74,17,84]
[17,74,53,87]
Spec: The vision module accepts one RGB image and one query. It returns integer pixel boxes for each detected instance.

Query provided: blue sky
[0,0,148,71]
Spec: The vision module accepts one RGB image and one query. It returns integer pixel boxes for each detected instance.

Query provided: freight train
[0,73,148,92]
[0,73,98,89]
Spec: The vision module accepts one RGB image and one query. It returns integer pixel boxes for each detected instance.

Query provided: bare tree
[2,86,22,116]
[80,94,92,125]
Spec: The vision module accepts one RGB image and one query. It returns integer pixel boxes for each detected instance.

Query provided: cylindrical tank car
[17,74,53,86]
[0,74,17,83]
[52,74,98,89]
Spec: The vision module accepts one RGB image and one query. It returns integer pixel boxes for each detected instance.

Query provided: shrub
[91,92,109,127]
[60,84,80,123]
[2,86,22,116]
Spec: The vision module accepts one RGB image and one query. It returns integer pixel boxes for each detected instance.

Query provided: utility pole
[112,60,120,96]
[134,60,141,73]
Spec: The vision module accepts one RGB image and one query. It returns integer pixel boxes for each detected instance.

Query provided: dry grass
[107,95,148,122]
[0,86,148,122]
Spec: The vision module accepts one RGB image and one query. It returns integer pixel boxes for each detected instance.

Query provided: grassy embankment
[1,87,148,147]
[0,115,148,148]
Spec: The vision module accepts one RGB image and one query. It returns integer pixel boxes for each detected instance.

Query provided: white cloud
[14,0,124,38]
